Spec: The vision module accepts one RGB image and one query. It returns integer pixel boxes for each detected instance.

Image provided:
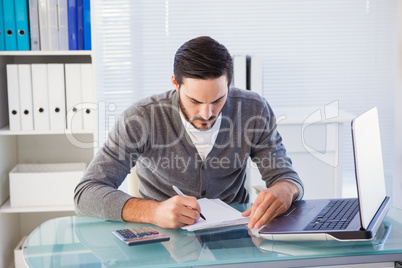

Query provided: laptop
[259,107,391,241]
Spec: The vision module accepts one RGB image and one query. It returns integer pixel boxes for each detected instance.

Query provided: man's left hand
[241,181,299,229]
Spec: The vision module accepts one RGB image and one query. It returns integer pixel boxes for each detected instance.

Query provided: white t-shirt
[179,113,222,161]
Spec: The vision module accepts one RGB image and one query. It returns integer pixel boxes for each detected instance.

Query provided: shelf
[0,50,92,56]
[0,125,94,135]
[0,198,74,213]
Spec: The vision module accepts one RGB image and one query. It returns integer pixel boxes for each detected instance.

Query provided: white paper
[181,198,249,231]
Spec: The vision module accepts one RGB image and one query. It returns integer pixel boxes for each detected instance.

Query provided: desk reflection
[23,211,402,268]
[258,221,392,255]
[73,217,265,267]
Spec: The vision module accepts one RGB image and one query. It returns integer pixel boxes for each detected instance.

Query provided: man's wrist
[122,197,158,224]
[275,180,300,201]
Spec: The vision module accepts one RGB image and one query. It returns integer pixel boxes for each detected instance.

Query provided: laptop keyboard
[304,199,359,231]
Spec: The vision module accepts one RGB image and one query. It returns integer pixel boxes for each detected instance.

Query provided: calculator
[112,226,170,246]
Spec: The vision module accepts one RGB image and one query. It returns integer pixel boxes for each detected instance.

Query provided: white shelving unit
[0,199,74,213]
[0,51,96,268]
[0,125,94,135]
[0,51,92,56]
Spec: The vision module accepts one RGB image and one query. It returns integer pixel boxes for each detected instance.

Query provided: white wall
[394,2,402,209]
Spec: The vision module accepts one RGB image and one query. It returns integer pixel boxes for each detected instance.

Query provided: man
[74,36,303,230]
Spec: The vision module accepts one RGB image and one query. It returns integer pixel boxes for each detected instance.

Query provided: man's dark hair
[173,36,233,87]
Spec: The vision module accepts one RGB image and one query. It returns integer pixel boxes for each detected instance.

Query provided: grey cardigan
[74,88,304,221]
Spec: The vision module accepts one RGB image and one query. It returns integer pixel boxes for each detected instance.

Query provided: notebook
[259,107,391,241]
[180,198,249,231]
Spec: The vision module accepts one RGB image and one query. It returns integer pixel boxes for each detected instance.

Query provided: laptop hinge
[365,196,391,235]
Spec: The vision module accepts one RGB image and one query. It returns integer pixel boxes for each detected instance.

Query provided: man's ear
[171,75,179,91]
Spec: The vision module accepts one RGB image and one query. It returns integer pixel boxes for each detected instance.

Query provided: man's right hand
[153,195,202,228]
[122,195,201,229]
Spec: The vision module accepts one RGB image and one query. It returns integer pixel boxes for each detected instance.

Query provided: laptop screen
[352,107,386,229]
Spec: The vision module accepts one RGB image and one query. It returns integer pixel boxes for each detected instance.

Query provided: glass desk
[24,206,402,268]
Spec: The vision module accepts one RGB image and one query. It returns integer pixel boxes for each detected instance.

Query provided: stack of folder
[6,63,95,131]
[0,0,91,51]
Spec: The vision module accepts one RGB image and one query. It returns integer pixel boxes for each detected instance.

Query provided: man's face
[172,75,228,131]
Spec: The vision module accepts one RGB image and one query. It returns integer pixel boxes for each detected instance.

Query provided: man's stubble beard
[178,92,220,131]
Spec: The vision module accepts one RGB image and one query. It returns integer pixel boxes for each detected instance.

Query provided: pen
[172,185,206,220]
